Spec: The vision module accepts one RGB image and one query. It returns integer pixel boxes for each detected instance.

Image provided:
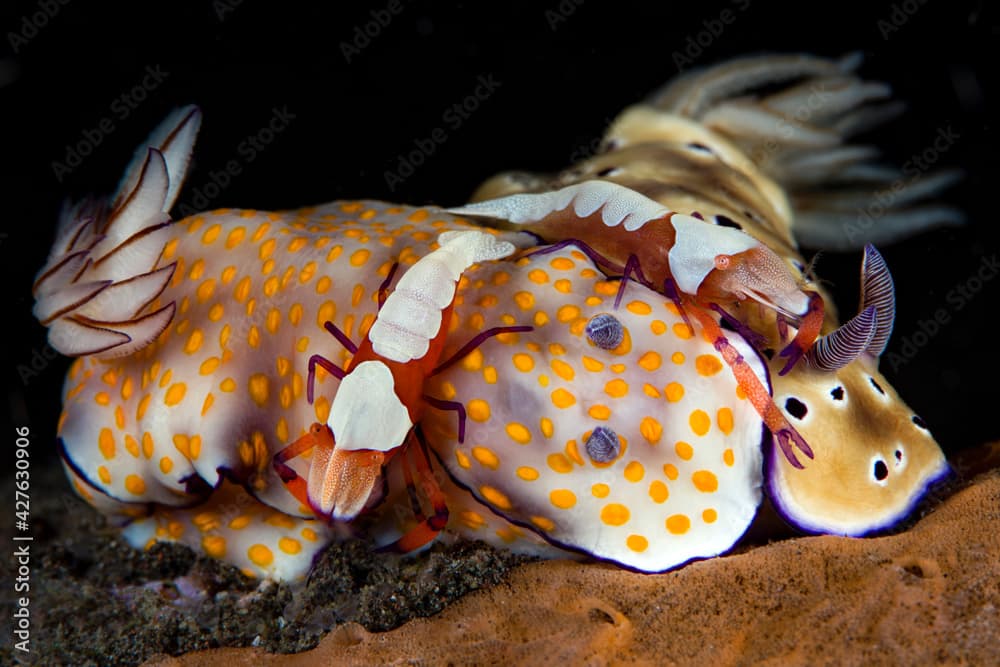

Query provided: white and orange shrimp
[449,181,821,468]
[272,230,530,551]
[449,180,824,365]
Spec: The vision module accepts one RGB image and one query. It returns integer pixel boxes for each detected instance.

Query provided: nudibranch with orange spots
[36,52,958,580]
[33,104,572,579]
[35,103,776,578]
[458,52,953,537]
[449,180,822,470]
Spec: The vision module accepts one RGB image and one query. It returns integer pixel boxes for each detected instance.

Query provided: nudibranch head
[768,245,949,534]
[422,243,771,572]
[767,360,949,535]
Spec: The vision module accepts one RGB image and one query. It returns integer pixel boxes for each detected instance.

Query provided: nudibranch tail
[33,105,201,358]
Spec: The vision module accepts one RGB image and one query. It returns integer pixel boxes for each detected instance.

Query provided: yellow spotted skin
[422,245,768,572]
[55,201,531,578]
[56,197,765,575]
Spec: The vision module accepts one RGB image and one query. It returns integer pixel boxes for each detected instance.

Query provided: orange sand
[146,466,1000,666]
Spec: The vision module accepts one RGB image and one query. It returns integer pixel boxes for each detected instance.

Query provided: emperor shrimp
[456,52,952,535]
[272,229,531,551]
[450,180,819,470]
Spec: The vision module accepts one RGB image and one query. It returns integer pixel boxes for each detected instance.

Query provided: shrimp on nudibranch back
[448,180,823,352]
[449,180,821,469]
[272,230,532,551]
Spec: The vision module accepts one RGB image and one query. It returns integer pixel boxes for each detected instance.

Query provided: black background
[2,0,997,463]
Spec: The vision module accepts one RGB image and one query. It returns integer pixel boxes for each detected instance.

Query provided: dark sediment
[0,459,531,667]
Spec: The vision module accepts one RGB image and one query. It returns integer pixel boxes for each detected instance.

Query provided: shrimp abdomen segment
[370,231,515,363]
[449,180,672,231]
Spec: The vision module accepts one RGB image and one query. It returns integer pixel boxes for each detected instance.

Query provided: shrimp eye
[873,458,889,482]
[714,254,732,270]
